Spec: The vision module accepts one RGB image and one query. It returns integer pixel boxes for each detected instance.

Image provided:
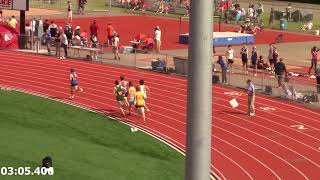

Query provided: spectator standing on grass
[308,46,320,76]
[44,29,52,55]
[90,20,98,38]
[217,56,228,84]
[269,7,274,28]
[246,79,255,116]
[154,26,161,53]
[226,45,234,72]
[241,44,249,74]
[61,31,68,59]
[78,0,86,15]
[67,0,72,23]
[286,3,292,21]
[251,46,258,76]
[275,58,288,88]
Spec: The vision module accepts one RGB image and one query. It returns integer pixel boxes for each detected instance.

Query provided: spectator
[49,21,57,37]
[74,26,80,37]
[44,29,52,55]
[257,2,264,17]
[65,25,73,46]
[272,46,279,72]
[43,19,49,33]
[308,46,319,75]
[300,21,313,31]
[217,56,228,84]
[80,30,88,47]
[106,23,115,46]
[269,7,274,28]
[11,15,18,29]
[143,35,154,51]
[246,79,255,116]
[112,34,120,60]
[274,58,288,88]
[78,0,86,15]
[90,20,98,38]
[156,0,165,13]
[247,4,255,21]
[257,55,270,70]
[268,43,274,71]
[286,3,292,21]
[154,26,161,53]
[55,27,62,58]
[90,35,98,60]
[67,0,72,23]
[61,31,68,59]
[316,64,320,93]
[25,23,32,49]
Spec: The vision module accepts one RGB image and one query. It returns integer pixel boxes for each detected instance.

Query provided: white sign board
[0,0,29,11]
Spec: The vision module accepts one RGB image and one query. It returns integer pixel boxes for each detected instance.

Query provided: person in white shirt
[300,21,313,31]
[226,45,234,71]
[61,31,68,59]
[154,26,161,53]
[112,34,120,60]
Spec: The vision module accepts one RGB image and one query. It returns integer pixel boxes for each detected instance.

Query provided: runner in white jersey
[139,79,150,112]
[120,75,129,107]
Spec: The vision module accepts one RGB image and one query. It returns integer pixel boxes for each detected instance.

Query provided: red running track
[0,51,320,179]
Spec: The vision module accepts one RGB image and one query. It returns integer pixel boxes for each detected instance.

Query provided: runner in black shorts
[241,44,249,74]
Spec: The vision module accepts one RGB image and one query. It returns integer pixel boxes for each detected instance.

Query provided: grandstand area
[0,0,320,179]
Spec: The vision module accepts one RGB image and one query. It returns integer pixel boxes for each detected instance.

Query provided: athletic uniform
[139,85,147,99]
[128,86,136,104]
[70,73,78,87]
[227,48,234,64]
[135,91,145,108]
[251,50,258,65]
[241,47,248,64]
[114,85,124,102]
[120,80,128,96]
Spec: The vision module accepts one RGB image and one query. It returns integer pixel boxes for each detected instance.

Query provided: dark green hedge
[278,0,320,4]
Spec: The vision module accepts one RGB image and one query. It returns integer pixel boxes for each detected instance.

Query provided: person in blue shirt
[217,56,228,84]
[44,29,52,55]
[246,79,255,116]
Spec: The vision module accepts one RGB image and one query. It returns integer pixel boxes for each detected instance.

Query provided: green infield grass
[0,90,184,180]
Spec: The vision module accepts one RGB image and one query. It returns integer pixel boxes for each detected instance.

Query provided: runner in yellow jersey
[135,86,146,124]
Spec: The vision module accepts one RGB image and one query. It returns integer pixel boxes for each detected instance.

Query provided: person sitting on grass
[300,21,313,31]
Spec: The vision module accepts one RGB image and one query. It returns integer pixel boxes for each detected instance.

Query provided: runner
[240,44,249,74]
[139,79,150,112]
[114,80,126,117]
[226,45,234,72]
[120,75,129,107]
[135,86,146,124]
[69,68,83,99]
[128,81,136,115]
[251,46,258,76]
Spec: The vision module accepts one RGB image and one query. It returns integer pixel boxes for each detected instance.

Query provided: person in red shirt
[143,36,154,51]
[309,46,320,75]
[90,20,98,37]
[106,22,115,46]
